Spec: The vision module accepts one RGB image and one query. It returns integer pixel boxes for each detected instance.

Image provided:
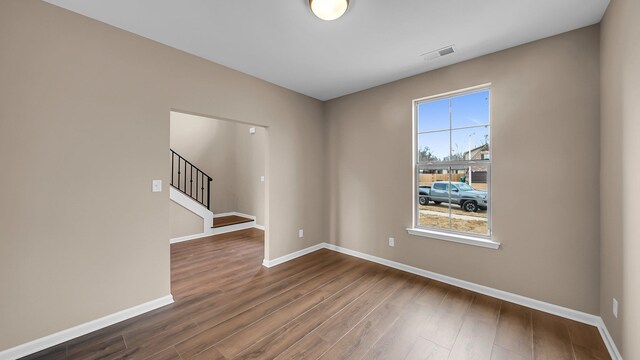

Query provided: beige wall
[0,0,325,350]
[169,201,203,239]
[233,122,267,226]
[325,26,601,314]
[170,112,266,226]
[600,0,640,357]
[1,0,629,355]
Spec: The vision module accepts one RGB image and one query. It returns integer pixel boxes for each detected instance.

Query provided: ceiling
[44,0,610,101]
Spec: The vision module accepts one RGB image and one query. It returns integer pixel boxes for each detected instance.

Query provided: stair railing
[170,149,213,210]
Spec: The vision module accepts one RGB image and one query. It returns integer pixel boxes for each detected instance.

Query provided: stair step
[212,215,254,228]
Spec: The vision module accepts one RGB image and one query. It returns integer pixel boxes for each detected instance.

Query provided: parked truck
[419,181,488,212]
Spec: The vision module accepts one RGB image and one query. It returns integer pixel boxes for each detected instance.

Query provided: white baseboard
[262,243,326,268]
[170,212,261,244]
[213,211,255,220]
[263,242,621,360]
[170,232,210,244]
[8,242,619,360]
[324,243,600,326]
[170,187,213,220]
[596,318,623,360]
[213,221,255,235]
[170,186,214,234]
[0,295,174,360]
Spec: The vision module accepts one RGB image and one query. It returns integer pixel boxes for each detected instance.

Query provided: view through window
[415,87,491,237]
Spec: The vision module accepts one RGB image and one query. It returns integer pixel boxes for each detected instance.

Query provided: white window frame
[407,83,500,250]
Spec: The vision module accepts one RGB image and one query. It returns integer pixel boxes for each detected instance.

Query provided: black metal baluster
[170,149,213,209]
[207,177,212,210]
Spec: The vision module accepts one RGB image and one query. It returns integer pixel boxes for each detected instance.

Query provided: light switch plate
[260,176,265,182]
[152,180,162,192]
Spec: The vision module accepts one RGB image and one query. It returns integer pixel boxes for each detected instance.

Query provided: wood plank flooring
[21,228,610,360]
[212,215,253,228]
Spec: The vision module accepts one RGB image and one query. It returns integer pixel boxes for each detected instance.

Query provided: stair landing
[212,215,254,228]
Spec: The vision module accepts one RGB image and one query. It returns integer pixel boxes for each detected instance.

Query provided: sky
[417,90,490,161]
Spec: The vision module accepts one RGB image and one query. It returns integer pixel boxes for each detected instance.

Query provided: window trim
[409,83,499,249]
[406,227,500,249]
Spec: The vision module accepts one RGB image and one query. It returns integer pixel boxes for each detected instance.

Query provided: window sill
[406,228,500,249]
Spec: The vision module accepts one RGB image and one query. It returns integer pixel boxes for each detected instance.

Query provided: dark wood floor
[212,215,254,228]
[22,228,609,360]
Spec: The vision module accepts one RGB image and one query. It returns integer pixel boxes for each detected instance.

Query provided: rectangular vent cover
[421,45,456,61]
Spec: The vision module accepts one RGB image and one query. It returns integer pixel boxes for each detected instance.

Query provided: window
[413,86,492,240]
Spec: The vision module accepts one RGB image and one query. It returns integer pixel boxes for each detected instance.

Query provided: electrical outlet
[613,298,619,318]
[249,127,256,134]
[299,229,304,238]
[152,180,162,192]
[260,176,265,182]
[388,237,395,247]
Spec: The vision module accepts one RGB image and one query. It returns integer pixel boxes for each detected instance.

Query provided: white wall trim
[169,221,259,244]
[213,211,256,220]
[213,212,240,218]
[407,228,500,250]
[212,221,256,236]
[170,232,210,244]
[170,186,214,234]
[596,318,623,360]
[262,243,326,268]
[254,224,266,230]
[0,295,174,360]
[5,242,621,360]
[169,195,262,244]
[170,187,213,220]
[323,243,599,324]
[263,242,621,359]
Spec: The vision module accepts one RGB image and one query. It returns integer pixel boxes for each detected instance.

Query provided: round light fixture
[309,0,349,21]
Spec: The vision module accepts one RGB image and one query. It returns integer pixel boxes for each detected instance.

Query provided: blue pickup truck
[419,181,488,212]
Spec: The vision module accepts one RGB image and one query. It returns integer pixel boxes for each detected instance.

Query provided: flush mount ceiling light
[309,0,349,21]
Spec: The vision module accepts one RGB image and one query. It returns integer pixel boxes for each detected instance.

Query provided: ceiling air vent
[421,45,456,61]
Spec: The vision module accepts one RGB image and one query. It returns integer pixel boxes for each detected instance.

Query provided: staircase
[170,149,257,243]
[212,215,254,228]
[171,149,212,209]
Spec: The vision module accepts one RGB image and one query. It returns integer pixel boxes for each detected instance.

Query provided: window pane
[450,126,489,162]
[415,87,491,238]
[418,168,452,231]
[418,98,449,133]
[451,90,490,129]
[418,131,449,163]
[448,164,489,236]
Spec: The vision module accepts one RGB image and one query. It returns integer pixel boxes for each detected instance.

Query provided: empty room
[0,1,637,359]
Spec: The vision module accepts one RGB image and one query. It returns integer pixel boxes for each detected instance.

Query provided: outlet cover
[299,229,304,238]
[152,180,162,192]
[613,298,619,318]
[388,237,395,247]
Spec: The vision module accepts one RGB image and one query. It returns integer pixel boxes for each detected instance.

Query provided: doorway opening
[168,110,268,259]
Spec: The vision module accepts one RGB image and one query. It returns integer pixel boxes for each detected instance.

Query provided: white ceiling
[44,0,609,101]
